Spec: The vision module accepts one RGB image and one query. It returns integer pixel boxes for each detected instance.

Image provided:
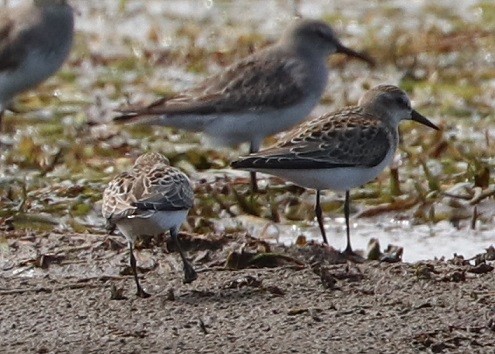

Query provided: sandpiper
[114,19,374,192]
[102,152,196,298]
[231,85,439,255]
[0,0,74,127]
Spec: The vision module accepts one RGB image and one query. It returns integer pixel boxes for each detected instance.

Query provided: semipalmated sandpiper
[102,152,196,298]
[0,0,74,127]
[231,85,439,255]
[115,19,374,191]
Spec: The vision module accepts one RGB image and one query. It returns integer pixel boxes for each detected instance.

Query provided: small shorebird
[0,0,74,127]
[114,19,374,192]
[231,85,439,255]
[102,152,196,298]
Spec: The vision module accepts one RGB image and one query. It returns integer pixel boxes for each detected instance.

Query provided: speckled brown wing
[231,107,392,169]
[116,50,308,118]
[102,171,137,221]
[131,165,194,212]
[102,165,193,222]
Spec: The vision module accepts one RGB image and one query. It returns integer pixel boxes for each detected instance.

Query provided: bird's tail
[113,95,173,124]
[113,111,145,124]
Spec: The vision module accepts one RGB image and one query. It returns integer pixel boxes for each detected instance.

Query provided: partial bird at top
[0,0,74,129]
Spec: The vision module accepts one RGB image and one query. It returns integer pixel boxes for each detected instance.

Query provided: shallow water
[233,196,494,262]
[299,217,493,262]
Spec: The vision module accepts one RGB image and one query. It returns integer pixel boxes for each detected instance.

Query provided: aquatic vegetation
[0,1,492,261]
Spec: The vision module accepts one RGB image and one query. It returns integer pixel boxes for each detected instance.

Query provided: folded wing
[102,166,193,221]
[115,52,307,121]
[232,109,391,170]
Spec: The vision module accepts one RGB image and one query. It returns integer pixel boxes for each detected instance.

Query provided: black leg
[250,171,258,193]
[0,109,4,133]
[170,228,197,284]
[315,190,329,245]
[343,190,353,255]
[249,142,259,193]
[129,242,150,298]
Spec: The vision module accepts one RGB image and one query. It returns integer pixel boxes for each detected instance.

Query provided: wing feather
[132,168,194,211]
[102,165,193,222]
[115,50,308,120]
[232,108,392,170]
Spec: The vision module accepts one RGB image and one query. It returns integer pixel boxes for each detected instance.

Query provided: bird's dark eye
[315,28,329,39]
[395,96,410,109]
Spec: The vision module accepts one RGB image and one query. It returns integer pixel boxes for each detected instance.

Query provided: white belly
[154,96,320,148]
[253,150,396,191]
[115,210,188,244]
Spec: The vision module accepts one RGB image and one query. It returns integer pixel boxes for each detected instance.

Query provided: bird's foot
[183,263,198,284]
[136,287,151,298]
[341,247,365,263]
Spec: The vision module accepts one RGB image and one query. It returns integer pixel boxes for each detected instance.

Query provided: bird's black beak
[411,110,439,130]
[336,43,375,67]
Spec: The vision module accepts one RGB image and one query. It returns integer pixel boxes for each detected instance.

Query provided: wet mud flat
[0,232,494,353]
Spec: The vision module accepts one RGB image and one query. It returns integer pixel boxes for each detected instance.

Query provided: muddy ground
[1,1,495,353]
[1,232,494,353]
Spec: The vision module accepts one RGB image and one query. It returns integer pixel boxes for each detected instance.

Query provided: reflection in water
[280,218,493,262]
[232,212,493,262]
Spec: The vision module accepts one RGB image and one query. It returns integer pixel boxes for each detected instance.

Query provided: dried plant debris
[469,246,495,265]
[467,263,493,274]
[223,275,284,296]
[366,238,403,263]
[297,242,349,265]
[413,252,494,283]
[110,283,127,300]
[311,263,365,289]
[224,275,262,289]
[225,249,304,270]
